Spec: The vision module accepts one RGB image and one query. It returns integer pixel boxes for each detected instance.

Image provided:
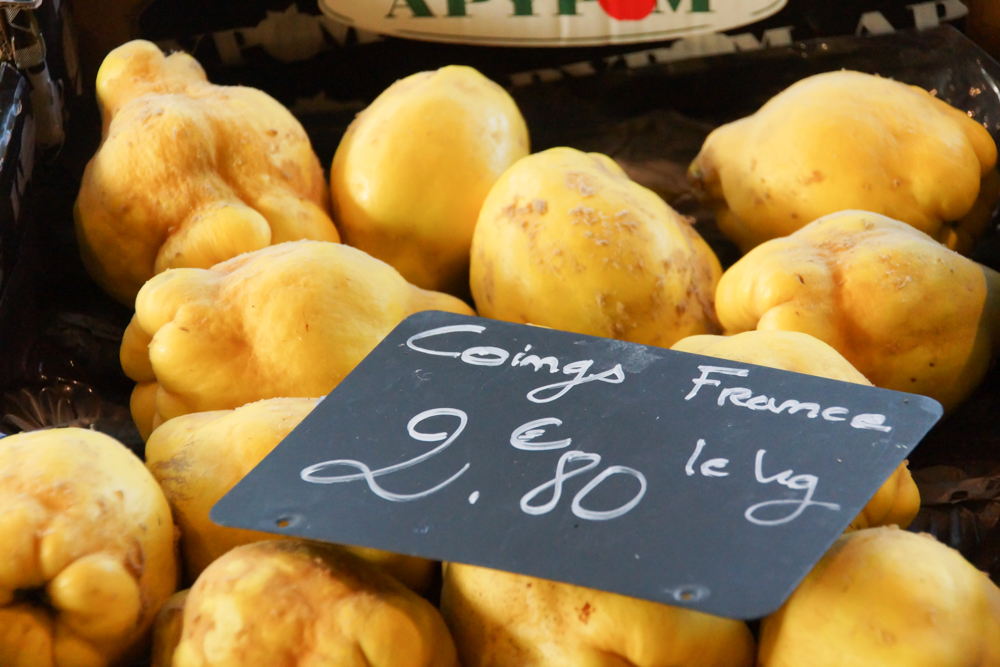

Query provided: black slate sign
[212,311,942,619]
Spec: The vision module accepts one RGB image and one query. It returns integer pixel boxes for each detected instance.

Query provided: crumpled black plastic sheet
[910,463,1000,582]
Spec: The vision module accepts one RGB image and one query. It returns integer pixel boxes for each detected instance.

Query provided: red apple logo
[598,0,657,21]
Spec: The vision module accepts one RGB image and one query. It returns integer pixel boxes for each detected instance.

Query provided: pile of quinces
[3,39,1000,666]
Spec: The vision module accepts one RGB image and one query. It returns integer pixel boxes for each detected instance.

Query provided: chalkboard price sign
[212,311,942,619]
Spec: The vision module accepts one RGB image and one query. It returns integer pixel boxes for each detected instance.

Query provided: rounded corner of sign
[206,502,227,526]
[919,395,945,419]
[737,600,783,623]
[894,390,943,419]
[207,497,234,528]
[736,583,805,622]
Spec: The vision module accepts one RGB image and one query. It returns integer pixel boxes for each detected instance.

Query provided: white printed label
[319,0,788,46]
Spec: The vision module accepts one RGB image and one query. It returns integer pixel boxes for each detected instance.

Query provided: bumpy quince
[332,65,529,296]
[759,526,1000,666]
[672,330,919,530]
[715,211,1000,413]
[76,39,339,305]
[145,397,438,592]
[440,562,754,667]
[170,540,459,667]
[121,240,474,440]
[689,70,999,253]
[471,147,721,347]
[0,428,178,667]
[150,590,187,667]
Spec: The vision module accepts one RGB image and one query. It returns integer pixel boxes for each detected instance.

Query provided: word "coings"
[406,324,625,403]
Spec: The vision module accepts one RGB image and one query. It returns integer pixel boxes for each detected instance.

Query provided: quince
[689,70,999,254]
[672,330,919,531]
[471,147,721,347]
[76,40,339,305]
[759,526,1000,666]
[0,428,178,667]
[440,562,754,667]
[150,590,187,667]
[170,540,459,667]
[332,65,529,296]
[120,240,474,440]
[716,211,1000,413]
[145,397,438,592]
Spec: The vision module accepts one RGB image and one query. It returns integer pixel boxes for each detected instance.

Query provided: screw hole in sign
[276,517,291,528]
[665,584,710,603]
[598,0,657,21]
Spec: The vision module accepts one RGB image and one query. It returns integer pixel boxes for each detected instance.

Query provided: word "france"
[686,366,892,432]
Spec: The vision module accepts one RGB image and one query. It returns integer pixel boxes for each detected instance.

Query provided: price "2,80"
[300,408,647,522]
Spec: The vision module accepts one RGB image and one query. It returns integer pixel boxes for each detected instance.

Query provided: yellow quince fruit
[471,147,722,347]
[759,526,1000,666]
[76,39,340,305]
[332,65,529,296]
[440,562,754,667]
[0,428,178,667]
[672,330,919,531]
[171,540,459,667]
[120,240,474,440]
[145,397,438,592]
[149,590,187,667]
[689,70,999,253]
[715,211,1000,413]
